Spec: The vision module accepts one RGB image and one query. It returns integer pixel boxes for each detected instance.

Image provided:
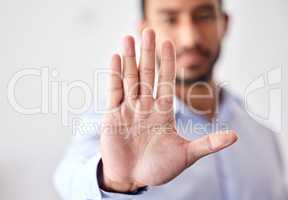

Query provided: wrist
[97,160,144,193]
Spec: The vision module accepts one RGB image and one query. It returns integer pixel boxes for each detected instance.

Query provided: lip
[177,53,206,68]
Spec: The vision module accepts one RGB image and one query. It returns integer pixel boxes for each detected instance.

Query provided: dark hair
[141,0,146,18]
[140,0,223,18]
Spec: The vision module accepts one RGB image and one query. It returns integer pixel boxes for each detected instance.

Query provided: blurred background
[1,0,288,199]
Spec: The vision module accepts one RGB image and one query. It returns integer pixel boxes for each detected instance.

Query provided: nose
[177,20,203,48]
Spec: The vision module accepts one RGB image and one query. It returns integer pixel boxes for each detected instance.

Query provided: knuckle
[125,73,138,80]
[158,97,173,107]
[111,85,123,92]
[158,75,174,83]
[140,67,154,76]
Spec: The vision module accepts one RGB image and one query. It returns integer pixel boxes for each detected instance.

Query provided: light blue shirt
[54,90,288,200]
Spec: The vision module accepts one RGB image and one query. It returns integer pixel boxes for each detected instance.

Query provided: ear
[221,13,230,39]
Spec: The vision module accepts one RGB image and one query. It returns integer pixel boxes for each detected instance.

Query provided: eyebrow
[156,3,216,15]
[195,4,216,12]
[157,9,179,16]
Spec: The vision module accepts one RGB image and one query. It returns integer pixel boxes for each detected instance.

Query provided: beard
[175,67,213,85]
[175,44,221,86]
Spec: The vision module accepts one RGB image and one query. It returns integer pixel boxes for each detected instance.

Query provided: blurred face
[143,0,228,84]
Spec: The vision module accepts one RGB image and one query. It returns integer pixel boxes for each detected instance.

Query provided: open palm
[100,29,238,192]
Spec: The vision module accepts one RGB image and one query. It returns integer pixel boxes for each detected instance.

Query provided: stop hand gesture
[100,29,238,193]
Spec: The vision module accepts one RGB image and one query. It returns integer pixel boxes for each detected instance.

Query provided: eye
[194,11,216,22]
[162,16,177,25]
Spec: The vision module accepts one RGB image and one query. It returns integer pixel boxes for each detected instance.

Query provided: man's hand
[100,29,238,193]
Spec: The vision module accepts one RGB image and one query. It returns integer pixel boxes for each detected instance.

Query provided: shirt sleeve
[53,114,148,200]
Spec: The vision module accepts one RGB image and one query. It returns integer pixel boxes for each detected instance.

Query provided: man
[54,0,288,199]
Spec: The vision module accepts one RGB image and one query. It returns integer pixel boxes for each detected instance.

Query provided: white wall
[1,0,287,199]
[218,0,288,167]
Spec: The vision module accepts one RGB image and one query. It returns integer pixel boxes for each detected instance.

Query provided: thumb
[186,131,238,167]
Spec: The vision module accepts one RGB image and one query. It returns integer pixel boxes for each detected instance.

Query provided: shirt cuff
[96,159,148,199]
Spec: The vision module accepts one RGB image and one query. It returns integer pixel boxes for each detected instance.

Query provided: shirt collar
[173,88,237,122]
